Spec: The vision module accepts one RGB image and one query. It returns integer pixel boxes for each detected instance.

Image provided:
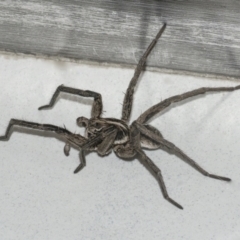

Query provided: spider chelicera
[1,23,240,209]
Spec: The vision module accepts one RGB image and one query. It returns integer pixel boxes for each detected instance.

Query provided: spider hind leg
[160,138,231,182]
[135,122,231,182]
[137,149,183,209]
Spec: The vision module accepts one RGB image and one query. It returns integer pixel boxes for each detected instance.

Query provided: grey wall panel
[0,0,240,77]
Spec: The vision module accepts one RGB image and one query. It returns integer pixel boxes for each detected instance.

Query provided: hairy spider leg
[0,119,89,174]
[135,122,231,181]
[38,85,103,118]
[137,85,240,124]
[74,150,86,174]
[128,122,183,209]
[0,119,73,141]
[121,23,166,122]
[160,138,231,181]
[0,119,116,174]
[137,149,183,209]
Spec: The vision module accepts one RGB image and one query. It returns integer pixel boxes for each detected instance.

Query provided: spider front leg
[121,23,166,122]
[0,119,89,174]
[38,85,103,118]
[0,119,72,141]
[128,122,183,209]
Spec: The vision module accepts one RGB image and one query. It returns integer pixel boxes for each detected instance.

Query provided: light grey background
[1,0,240,77]
[1,54,240,240]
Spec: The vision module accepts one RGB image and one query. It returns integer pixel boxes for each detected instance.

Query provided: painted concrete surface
[0,54,240,240]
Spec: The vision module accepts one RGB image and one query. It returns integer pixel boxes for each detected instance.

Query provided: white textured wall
[1,54,240,240]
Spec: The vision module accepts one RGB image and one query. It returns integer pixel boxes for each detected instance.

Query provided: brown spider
[1,23,240,209]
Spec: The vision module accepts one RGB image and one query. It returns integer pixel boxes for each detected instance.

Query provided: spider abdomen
[140,124,163,149]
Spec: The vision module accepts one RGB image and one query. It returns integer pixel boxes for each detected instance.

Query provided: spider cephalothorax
[1,23,240,209]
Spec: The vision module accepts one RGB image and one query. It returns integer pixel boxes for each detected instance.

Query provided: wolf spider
[1,23,240,209]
